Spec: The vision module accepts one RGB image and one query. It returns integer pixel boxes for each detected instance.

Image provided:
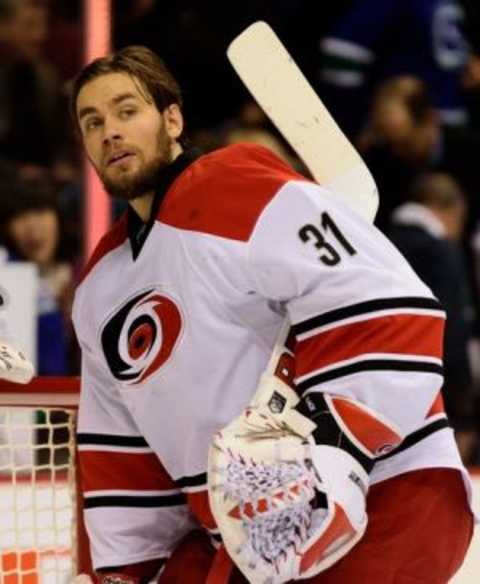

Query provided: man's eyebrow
[78,93,139,121]
[110,92,139,106]
[78,106,97,121]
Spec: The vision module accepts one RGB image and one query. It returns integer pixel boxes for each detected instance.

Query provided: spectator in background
[0,178,76,375]
[0,0,76,184]
[359,76,480,233]
[319,0,472,138]
[388,173,478,463]
[190,99,306,172]
[358,76,440,230]
[360,76,480,355]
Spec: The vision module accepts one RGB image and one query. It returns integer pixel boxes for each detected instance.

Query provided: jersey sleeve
[247,180,446,435]
[77,350,196,571]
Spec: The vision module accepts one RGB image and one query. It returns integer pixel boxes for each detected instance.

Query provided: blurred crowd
[0,0,480,464]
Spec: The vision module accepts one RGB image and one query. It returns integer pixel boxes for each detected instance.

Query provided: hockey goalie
[71,40,474,584]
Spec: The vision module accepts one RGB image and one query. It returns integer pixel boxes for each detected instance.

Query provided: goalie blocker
[0,288,34,384]
[208,367,404,584]
[0,341,34,384]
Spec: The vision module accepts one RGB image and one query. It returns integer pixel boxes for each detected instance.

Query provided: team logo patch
[101,289,182,384]
[268,391,287,414]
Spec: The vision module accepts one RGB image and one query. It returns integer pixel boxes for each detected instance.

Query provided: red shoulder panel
[159,143,307,241]
[78,212,128,285]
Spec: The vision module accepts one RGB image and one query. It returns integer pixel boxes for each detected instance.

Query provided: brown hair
[410,172,465,209]
[70,45,184,133]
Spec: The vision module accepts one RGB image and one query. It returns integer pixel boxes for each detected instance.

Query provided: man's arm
[249,179,445,432]
[76,350,195,581]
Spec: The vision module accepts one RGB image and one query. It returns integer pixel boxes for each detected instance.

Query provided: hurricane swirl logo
[101,289,182,385]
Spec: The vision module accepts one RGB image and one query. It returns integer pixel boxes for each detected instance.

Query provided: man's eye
[85,118,102,131]
[119,108,136,119]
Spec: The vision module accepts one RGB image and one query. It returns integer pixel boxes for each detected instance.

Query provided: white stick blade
[228,21,378,222]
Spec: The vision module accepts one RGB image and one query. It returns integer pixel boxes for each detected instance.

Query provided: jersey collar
[127,147,202,260]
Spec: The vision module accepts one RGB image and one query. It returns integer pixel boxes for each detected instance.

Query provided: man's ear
[163,104,184,140]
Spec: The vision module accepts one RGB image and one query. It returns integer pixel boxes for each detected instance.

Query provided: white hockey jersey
[72,143,470,571]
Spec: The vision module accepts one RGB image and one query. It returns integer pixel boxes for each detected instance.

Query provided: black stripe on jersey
[293,297,443,336]
[175,472,207,490]
[84,493,186,509]
[297,359,443,393]
[376,418,450,462]
[77,433,150,448]
[285,328,296,352]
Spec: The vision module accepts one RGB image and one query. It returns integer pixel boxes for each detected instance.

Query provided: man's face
[77,72,180,201]
[372,98,414,147]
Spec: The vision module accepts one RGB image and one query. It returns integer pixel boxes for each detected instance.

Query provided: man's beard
[99,131,174,201]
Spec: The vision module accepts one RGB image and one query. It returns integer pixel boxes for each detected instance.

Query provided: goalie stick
[227,20,378,225]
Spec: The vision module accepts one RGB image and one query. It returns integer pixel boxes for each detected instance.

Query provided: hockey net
[0,377,89,584]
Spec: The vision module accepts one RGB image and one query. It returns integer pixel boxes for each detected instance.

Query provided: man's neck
[129,142,183,222]
[129,190,155,223]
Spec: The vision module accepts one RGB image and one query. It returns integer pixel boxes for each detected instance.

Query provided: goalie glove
[208,373,404,583]
[0,341,34,384]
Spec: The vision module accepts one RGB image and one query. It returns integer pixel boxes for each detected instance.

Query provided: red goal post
[0,376,92,582]
[0,377,80,408]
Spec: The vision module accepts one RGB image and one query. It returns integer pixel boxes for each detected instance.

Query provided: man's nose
[102,117,122,145]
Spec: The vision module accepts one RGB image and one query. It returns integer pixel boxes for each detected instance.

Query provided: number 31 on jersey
[299,212,357,266]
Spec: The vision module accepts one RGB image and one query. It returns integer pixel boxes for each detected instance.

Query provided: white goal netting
[0,379,81,584]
